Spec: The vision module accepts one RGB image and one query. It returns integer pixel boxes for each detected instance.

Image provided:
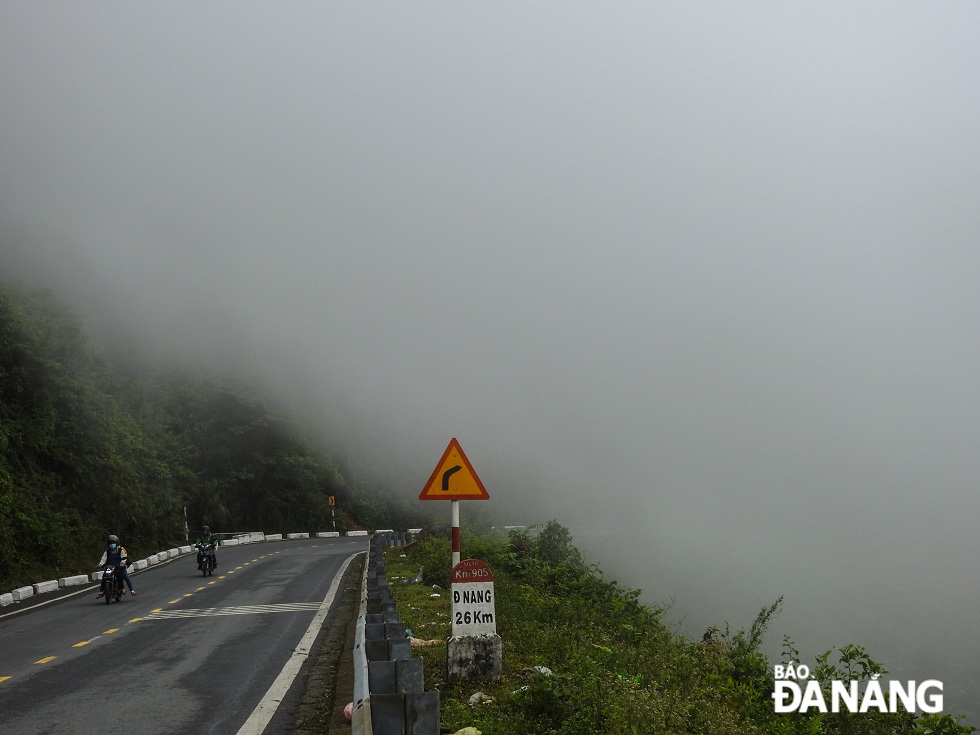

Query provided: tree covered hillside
[0,281,413,590]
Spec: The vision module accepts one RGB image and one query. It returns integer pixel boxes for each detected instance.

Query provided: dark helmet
[107,534,119,549]
[202,526,210,534]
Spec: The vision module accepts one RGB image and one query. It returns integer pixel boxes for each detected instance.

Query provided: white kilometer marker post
[447,558,502,682]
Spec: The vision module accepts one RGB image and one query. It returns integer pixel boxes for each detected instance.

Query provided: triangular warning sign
[419,438,490,500]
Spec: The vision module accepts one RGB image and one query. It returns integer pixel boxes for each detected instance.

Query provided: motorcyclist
[195,525,219,570]
[96,534,136,597]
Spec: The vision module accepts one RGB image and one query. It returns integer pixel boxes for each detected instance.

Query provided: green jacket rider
[195,525,219,569]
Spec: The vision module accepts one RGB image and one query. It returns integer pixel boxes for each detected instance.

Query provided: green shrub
[388,525,974,735]
[407,535,452,588]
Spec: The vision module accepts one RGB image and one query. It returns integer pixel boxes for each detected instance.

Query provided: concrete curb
[58,575,90,588]
[33,580,59,595]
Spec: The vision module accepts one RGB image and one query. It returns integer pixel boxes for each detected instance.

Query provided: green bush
[388,523,975,735]
[407,535,452,588]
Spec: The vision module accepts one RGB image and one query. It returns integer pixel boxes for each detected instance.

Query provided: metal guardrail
[352,532,439,735]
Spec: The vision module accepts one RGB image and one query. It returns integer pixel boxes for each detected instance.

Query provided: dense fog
[2,3,978,720]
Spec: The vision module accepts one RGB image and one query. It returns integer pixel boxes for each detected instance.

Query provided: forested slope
[0,281,414,590]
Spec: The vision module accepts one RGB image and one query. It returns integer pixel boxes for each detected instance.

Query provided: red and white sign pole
[451,499,461,568]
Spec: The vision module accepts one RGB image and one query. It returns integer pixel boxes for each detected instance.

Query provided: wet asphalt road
[0,536,367,735]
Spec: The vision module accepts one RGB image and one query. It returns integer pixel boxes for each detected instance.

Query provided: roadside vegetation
[387,522,975,735]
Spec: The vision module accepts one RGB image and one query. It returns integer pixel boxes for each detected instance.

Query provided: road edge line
[235,551,361,735]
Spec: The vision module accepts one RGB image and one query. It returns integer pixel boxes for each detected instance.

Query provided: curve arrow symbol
[442,465,462,491]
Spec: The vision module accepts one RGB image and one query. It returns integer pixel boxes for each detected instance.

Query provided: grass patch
[385,525,975,735]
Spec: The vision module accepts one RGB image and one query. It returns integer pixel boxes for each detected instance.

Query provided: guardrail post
[353,531,440,735]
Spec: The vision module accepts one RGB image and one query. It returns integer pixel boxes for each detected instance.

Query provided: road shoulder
[289,553,364,734]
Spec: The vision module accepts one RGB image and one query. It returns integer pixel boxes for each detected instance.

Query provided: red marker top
[451,558,494,584]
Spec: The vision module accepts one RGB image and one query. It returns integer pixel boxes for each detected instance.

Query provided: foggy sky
[2,3,979,718]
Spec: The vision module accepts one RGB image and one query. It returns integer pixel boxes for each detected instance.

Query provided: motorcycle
[198,542,216,577]
[100,566,122,604]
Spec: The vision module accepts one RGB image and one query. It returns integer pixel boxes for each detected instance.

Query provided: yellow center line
[184,593,193,597]
[196,587,206,592]
[129,618,142,623]
[0,676,11,683]
[35,657,56,665]
[72,641,91,648]
[151,608,163,613]
[207,581,216,586]
[103,629,119,635]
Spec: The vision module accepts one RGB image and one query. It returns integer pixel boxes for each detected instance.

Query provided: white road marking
[143,603,323,619]
[236,552,360,735]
